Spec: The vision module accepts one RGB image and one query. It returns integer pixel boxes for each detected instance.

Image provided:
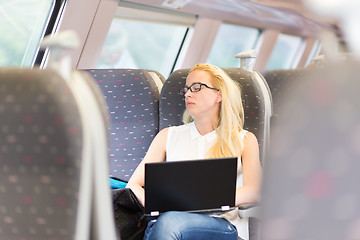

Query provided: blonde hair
[183,64,245,158]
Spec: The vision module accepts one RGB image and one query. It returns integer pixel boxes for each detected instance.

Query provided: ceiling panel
[122,0,338,37]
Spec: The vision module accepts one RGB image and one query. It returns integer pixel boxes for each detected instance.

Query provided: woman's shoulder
[168,122,193,132]
[242,130,259,145]
[153,127,169,143]
[239,129,248,139]
[240,129,248,134]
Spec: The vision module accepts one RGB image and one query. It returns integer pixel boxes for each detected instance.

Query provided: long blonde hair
[183,64,245,158]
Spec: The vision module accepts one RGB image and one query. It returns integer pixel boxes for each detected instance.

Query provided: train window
[97,3,195,77]
[207,23,260,68]
[266,33,303,70]
[97,19,188,77]
[0,0,59,67]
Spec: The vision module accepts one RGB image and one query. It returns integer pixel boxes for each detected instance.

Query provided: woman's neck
[194,118,216,136]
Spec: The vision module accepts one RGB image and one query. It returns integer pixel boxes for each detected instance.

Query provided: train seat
[262,53,330,124]
[260,61,360,239]
[85,69,165,182]
[0,67,115,240]
[263,68,313,120]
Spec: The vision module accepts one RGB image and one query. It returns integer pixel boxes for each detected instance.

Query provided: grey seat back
[0,68,87,240]
[226,69,272,165]
[159,68,272,165]
[85,69,164,181]
[263,69,312,117]
[72,70,117,240]
[260,62,360,239]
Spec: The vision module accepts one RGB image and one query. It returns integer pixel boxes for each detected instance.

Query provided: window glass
[207,23,260,68]
[0,0,55,67]
[266,33,303,70]
[97,18,188,77]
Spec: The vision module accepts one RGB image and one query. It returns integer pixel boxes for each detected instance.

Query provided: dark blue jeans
[143,211,238,240]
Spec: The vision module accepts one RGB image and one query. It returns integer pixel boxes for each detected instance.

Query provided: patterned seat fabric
[85,69,164,181]
[225,69,271,165]
[261,62,360,239]
[159,68,272,165]
[0,68,83,240]
[263,69,312,116]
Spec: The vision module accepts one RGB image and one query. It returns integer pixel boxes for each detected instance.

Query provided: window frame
[305,39,322,66]
[35,0,68,68]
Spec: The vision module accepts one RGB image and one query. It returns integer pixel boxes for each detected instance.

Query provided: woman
[127,63,262,240]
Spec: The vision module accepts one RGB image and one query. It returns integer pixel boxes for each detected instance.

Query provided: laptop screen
[144,157,238,216]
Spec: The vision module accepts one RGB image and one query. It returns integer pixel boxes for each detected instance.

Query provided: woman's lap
[143,211,238,240]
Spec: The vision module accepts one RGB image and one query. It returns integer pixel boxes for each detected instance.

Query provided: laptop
[144,157,238,216]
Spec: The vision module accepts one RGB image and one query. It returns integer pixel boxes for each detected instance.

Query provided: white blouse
[166,122,249,240]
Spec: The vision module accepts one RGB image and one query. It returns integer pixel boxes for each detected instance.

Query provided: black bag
[112,188,148,240]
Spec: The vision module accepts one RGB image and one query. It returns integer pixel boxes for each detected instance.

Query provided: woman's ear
[216,91,222,103]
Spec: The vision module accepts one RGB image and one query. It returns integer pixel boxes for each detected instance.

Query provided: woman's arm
[235,131,262,206]
[126,128,169,206]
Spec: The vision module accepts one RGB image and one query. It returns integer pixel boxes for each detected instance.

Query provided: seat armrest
[238,202,261,219]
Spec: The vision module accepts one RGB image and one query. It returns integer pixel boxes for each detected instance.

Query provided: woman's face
[184,70,222,120]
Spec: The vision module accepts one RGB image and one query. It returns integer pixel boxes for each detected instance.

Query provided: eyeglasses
[179,82,219,96]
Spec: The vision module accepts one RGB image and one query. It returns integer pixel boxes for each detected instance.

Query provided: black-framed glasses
[179,82,219,96]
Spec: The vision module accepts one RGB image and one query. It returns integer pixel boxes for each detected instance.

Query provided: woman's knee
[155,211,188,231]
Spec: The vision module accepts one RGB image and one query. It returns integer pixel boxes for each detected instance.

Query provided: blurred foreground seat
[261,61,360,239]
[0,68,117,240]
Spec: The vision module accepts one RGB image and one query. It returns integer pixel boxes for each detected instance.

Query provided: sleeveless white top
[166,122,249,240]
